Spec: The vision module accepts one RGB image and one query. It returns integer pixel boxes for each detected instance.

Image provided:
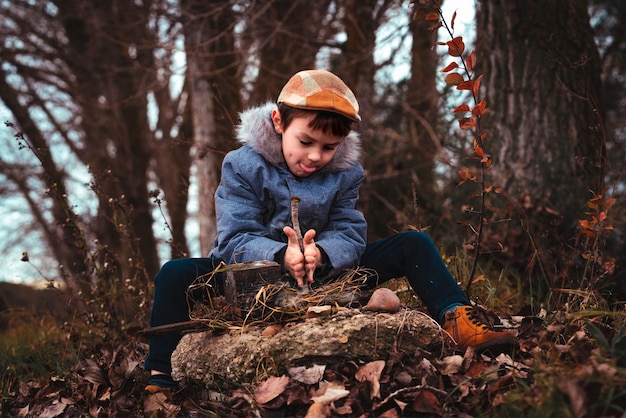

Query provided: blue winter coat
[209,102,367,272]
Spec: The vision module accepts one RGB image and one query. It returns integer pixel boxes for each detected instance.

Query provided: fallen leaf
[412,390,442,415]
[436,354,464,375]
[332,403,353,415]
[356,360,386,399]
[14,405,29,418]
[379,407,400,418]
[310,381,350,405]
[285,381,311,406]
[557,379,587,418]
[394,398,408,412]
[394,370,413,385]
[143,392,180,417]
[254,375,290,405]
[77,359,107,386]
[305,401,331,418]
[38,400,67,418]
[288,364,326,385]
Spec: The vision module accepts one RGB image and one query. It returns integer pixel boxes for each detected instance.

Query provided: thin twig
[411,182,422,231]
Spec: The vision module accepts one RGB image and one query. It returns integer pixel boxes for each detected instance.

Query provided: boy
[144,70,517,392]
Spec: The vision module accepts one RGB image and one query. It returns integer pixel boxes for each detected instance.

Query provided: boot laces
[466,306,501,330]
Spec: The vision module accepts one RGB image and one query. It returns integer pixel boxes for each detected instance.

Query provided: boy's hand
[283,226,321,287]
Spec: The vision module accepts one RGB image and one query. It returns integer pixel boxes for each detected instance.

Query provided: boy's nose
[308,150,321,162]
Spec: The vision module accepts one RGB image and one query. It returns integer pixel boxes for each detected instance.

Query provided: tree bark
[181,0,241,256]
[342,0,381,131]
[245,0,330,104]
[55,0,161,282]
[406,12,441,217]
[476,0,604,277]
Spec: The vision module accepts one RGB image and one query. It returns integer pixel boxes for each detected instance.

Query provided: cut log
[223,261,283,313]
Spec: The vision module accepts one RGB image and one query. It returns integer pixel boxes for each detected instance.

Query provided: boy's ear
[271,109,283,134]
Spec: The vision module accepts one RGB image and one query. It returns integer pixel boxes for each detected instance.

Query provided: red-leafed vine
[413,1,500,300]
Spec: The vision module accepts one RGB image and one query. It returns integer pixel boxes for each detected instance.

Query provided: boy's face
[271,109,344,178]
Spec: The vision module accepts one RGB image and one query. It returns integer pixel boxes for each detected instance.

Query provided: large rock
[171,308,442,385]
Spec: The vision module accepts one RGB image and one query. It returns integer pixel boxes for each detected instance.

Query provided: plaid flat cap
[277,69,361,122]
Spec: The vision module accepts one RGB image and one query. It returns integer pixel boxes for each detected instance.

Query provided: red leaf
[456,80,474,91]
[440,61,459,73]
[458,169,474,181]
[425,12,440,21]
[451,11,457,30]
[466,51,476,71]
[473,74,483,97]
[603,197,616,211]
[453,104,470,113]
[459,117,476,130]
[471,100,488,116]
[444,73,464,86]
[447,36,465,57]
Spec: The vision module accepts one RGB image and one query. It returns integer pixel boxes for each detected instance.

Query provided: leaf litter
[3,310,626,417]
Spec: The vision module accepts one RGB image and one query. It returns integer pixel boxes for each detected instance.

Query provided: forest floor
[2,277,626,417]
[2,298,626,417]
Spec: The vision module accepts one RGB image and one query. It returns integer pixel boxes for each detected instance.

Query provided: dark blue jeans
[145,231,468,373]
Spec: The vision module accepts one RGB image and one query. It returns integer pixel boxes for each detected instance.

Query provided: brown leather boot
[145,373,176,395]
[443,305,518,352]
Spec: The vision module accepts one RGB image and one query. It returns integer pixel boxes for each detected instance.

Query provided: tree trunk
[476,0,604,280]
[152,80,192,259]
[54,0,161,282]
[342,0,380,131]
[181,0,242,256]
[406,12,441,218]
[246,0,330,104]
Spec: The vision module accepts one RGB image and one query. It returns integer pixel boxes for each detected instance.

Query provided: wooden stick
[290,196,304,252]
[136,320,222,338]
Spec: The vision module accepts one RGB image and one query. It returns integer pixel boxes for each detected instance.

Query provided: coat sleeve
[314,164,367,271]
[210,150,286,264]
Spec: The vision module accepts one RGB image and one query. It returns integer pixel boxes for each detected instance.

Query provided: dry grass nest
[185,265,377,330]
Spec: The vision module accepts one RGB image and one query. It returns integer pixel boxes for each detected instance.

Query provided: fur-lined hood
[235,102,362,173]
